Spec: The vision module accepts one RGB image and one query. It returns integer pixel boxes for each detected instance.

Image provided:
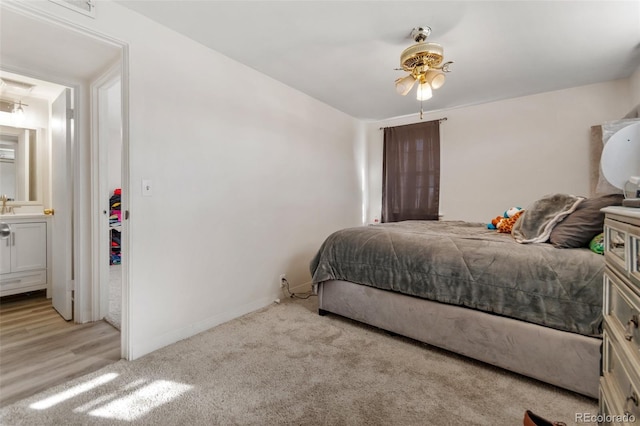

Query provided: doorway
[0,3,130,359]
[0,67,124,405]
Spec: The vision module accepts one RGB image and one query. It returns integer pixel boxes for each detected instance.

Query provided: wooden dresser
[600,206,640,425]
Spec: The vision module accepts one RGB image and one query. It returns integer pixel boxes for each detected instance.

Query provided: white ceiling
[0,7,122,99]
[117,0,640,121]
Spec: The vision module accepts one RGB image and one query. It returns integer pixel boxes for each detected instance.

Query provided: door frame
[2,2,132,359]
[91,63,122,323]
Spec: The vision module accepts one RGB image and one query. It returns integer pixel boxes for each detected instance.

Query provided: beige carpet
[0,297,597,425]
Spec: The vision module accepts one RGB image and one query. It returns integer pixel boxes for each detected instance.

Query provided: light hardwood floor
[0,291,121,407]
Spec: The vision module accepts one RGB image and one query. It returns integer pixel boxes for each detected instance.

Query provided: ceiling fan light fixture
[416,82,432,101]
[424,70,446,90]
[400,42,444,72]
[393,26,453,117]
[395,74,417,96]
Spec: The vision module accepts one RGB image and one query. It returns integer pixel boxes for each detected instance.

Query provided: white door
[51,88,73,320]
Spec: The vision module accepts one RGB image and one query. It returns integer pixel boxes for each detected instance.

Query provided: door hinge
[67,108,75,119]
[125,210,130,220]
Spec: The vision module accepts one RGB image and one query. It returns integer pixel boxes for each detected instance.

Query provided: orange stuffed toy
[487,207,525,233]
[496,210,524,233]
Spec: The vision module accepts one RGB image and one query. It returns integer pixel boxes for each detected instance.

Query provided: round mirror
[601,122,640,189]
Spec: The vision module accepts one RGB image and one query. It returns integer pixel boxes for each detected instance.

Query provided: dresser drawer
[605,218,640,291]
[605,268,640,364]
[600,377,634,426]
[605,218,630,279]
[602,327,640,423]
[629,229,640,291]
[0,269,47,296]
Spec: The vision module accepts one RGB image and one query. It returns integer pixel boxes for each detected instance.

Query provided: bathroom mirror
[0,125,41,204]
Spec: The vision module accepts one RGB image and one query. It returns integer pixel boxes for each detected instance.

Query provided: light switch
[142,179,153,196]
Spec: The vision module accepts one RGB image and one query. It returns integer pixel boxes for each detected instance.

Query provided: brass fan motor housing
[400,42,444,72]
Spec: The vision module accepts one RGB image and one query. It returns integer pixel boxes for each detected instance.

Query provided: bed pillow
[549,193,624,248]
[512,193,584,243]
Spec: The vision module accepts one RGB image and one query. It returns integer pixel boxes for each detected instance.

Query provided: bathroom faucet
[0,195,10,214]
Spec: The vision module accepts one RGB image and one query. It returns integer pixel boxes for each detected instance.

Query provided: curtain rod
[379,117,447,130]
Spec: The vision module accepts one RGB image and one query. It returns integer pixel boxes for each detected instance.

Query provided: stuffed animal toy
[496,210,524,233]
[487,216,502,230]
[504,206,522,218]
[487,206,524,233]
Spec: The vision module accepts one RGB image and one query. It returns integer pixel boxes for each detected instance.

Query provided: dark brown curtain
[382,120,440,223]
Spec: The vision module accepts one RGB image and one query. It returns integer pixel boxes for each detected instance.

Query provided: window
[382,120,440,222]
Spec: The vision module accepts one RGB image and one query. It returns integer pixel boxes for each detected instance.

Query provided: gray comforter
[310,220,604,336]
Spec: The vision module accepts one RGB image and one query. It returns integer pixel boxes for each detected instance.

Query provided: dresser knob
[624,314,639,341]
[625,390,639,418]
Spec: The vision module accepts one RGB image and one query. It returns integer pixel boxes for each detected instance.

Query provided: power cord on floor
[280,277,316,300]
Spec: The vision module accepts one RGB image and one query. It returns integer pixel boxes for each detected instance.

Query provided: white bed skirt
[317,280,601,399]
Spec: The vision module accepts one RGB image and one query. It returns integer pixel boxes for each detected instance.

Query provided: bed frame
[317,279,601,399]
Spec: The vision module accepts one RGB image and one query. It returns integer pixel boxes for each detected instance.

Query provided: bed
[310,195,613,398]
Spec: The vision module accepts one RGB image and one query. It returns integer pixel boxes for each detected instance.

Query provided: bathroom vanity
[0,215,51,297]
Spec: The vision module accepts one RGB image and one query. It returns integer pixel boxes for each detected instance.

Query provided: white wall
[629,65,640,109]
[17,1,364,359]
[366,79,631,223]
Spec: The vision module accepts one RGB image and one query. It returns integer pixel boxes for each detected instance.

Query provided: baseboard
[290,281,313,294]
[130,294,277,360]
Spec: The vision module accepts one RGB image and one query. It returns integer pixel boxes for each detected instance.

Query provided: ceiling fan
[394,27,453,117]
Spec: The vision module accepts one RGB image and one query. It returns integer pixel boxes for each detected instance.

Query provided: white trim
[4,2,123,50]
[120,44,131,361]
[289,280,313,294]
[90,61,121,322]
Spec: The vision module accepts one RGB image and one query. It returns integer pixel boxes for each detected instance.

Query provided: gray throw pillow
[549,193,624,248]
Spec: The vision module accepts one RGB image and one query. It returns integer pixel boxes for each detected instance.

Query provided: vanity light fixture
[12,101,25,117]
[0,99,28,126]
[394,27,453,119]
[12,101,26,126]
[0,77,34,126]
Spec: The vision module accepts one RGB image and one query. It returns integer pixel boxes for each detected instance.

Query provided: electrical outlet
[279,274,286,287]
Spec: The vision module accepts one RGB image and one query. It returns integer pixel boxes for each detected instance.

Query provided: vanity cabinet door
[11,222,47,273]
[0,232,10,274]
